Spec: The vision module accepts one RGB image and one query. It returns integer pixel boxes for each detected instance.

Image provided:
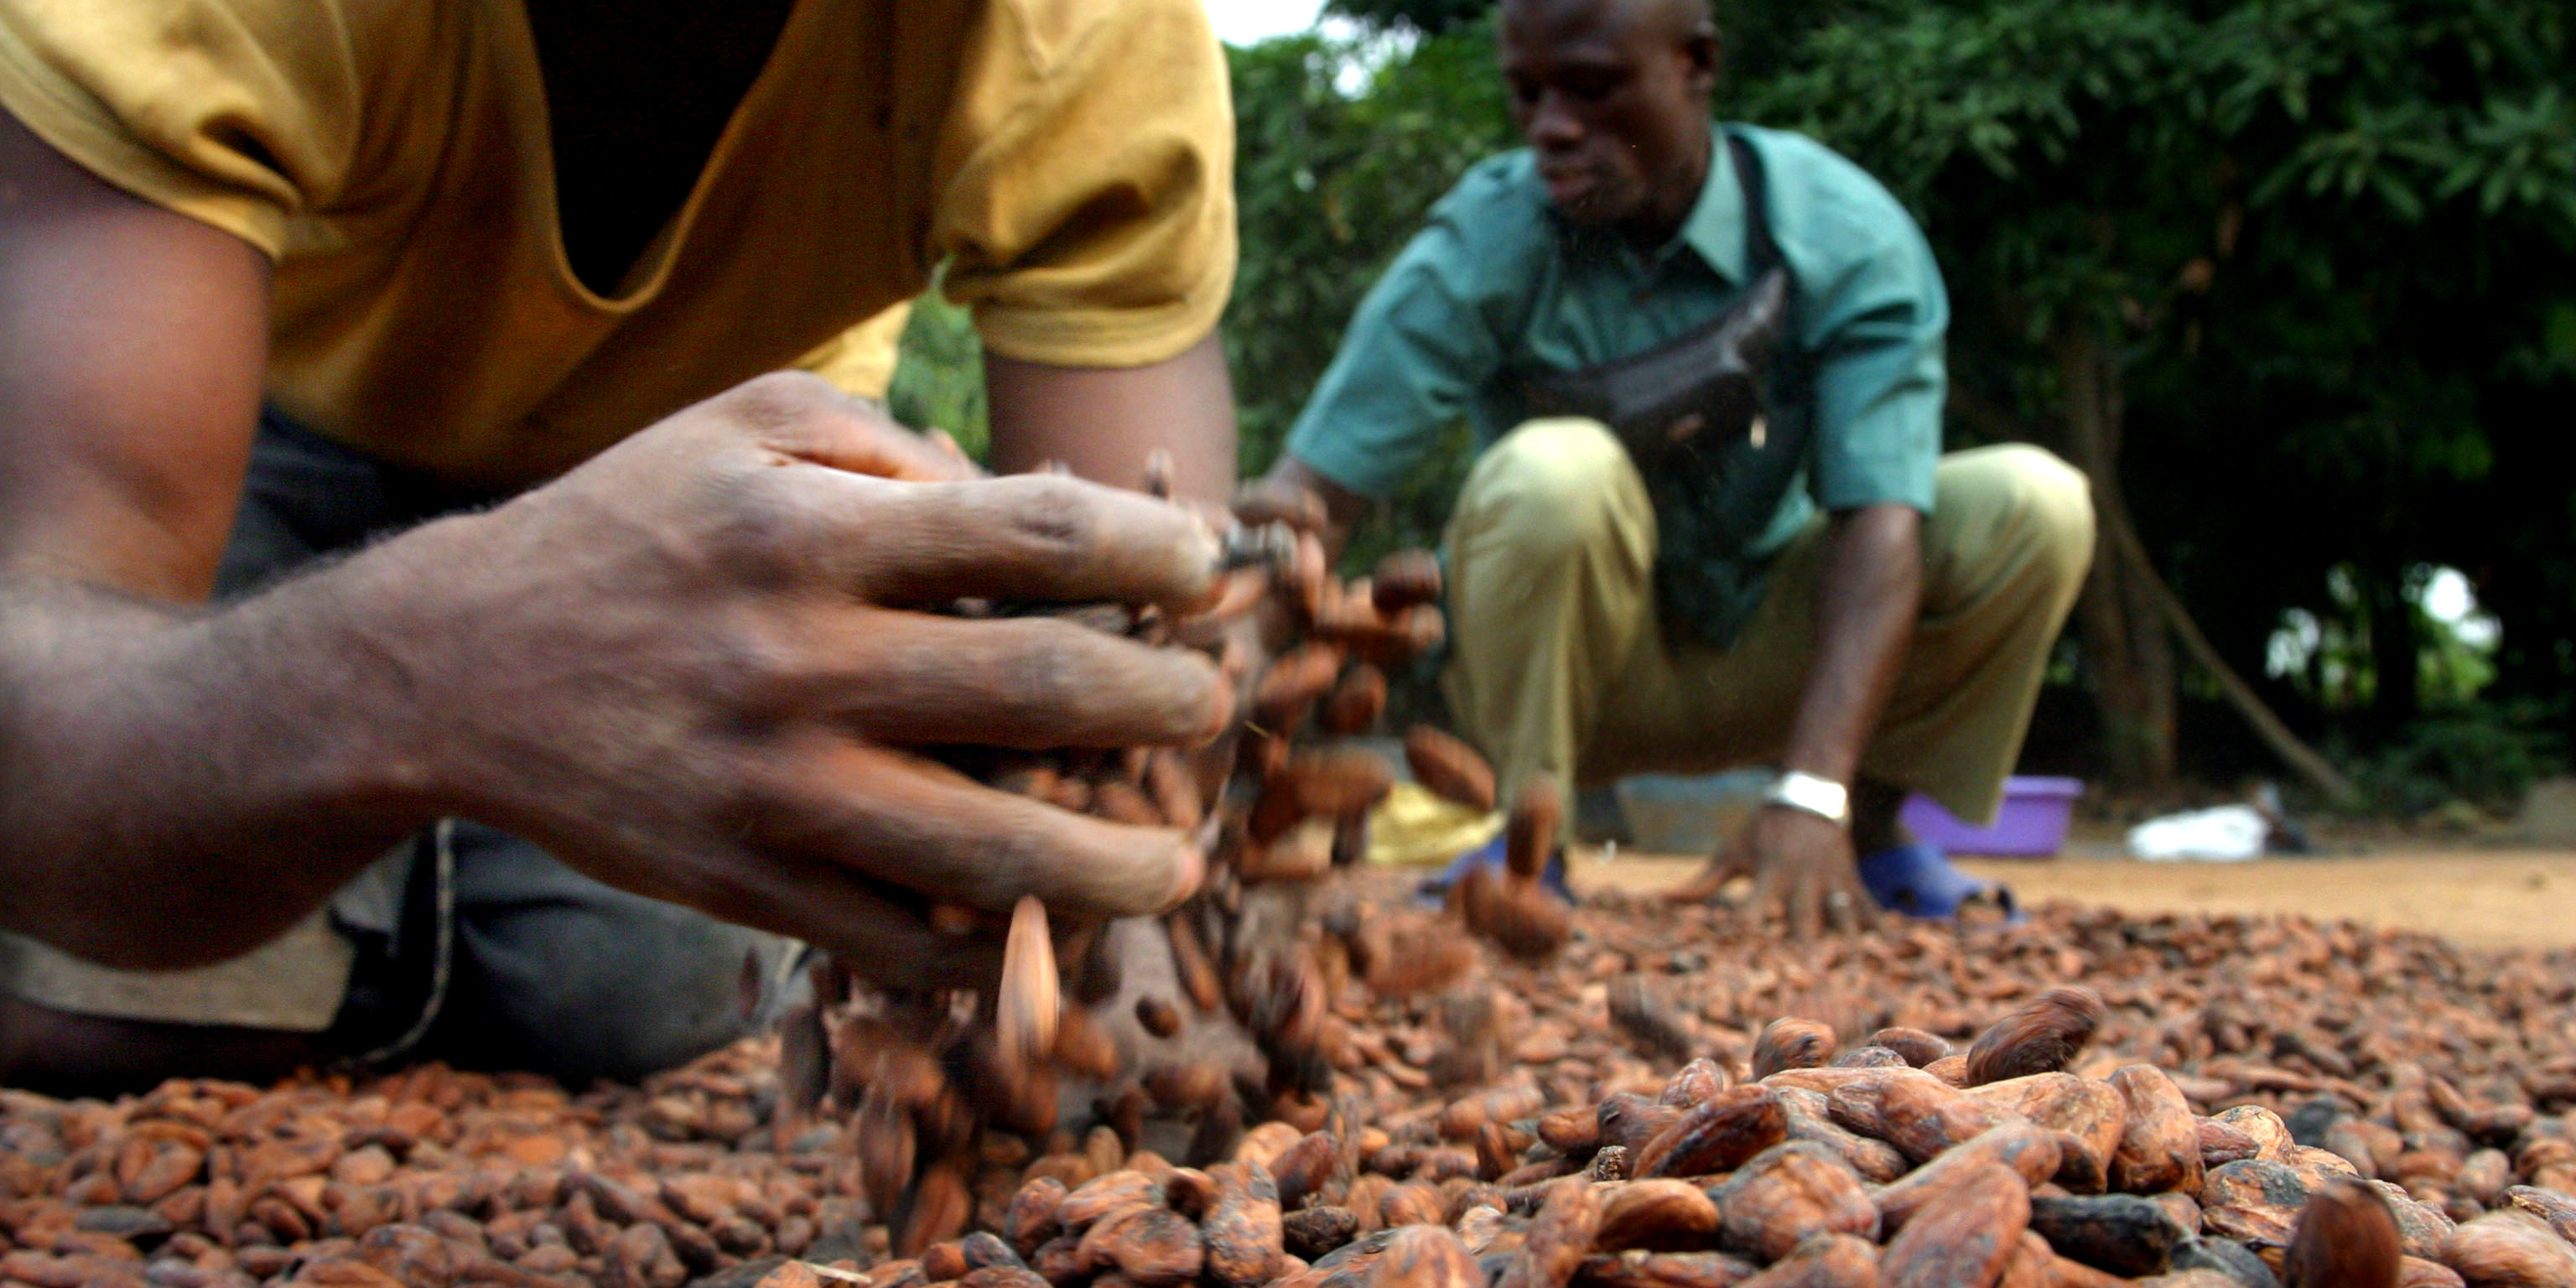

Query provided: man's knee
[437,836,789,1082]
[1453,418,1643,564]
[1934,444,2097,594]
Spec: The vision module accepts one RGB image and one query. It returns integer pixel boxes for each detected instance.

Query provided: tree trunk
[2053,325,2178,786]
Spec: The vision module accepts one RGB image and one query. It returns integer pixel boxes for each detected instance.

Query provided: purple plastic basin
[1899,776,2084,857]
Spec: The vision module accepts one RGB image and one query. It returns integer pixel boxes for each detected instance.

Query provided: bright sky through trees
[1203,0,1325,46]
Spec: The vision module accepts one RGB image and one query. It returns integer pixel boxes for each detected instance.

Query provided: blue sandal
[1857,843,2020,921]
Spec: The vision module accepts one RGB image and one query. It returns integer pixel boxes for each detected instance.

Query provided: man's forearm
[985,331,1239,504]
[0,561,438,970]
[1780,504,1923,785]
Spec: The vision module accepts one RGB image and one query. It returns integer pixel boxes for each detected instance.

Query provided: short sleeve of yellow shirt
[0,0,1235,487]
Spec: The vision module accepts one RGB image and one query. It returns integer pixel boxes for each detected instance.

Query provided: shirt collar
[1670,129,1750,286]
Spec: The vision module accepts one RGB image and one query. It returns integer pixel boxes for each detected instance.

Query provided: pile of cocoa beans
[786,504,1587,1267]
[5,884,2573,1288]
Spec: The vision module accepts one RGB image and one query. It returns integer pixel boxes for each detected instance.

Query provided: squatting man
[1254,0,2096,932]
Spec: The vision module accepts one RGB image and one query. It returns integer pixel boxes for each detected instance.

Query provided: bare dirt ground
[1571,846,2576,951]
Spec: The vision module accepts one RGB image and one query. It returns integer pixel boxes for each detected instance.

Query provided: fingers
[1787,866,1823,942]
[1233,476,1329,533]
[792,607,1231,748]
[1824,865,1869,935]
[722,371,980,482]
[760,740,1204,922]
[734,865,1008,992]
[1664,850,1748,903]
[797,472,1220,611]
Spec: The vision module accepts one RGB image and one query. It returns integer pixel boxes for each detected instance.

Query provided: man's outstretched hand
[1665,805,1874,939]
[352,373,1232,986]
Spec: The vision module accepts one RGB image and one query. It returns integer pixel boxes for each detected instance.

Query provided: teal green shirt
[1285,123,1948,647]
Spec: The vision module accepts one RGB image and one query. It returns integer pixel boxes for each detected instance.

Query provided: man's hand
[1665,504,1921,936]
[370,374,1230,984]
[1665,805,1872,939]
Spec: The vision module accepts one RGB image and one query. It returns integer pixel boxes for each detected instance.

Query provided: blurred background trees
[896,0,2576,817]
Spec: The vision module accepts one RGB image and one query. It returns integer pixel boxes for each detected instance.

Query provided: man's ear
[1684,29,1722,98]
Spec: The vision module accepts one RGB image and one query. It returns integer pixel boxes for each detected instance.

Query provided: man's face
[1498,0,1717,234]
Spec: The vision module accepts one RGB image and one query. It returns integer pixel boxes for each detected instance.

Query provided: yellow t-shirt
[798,302,915,404]
[0,0,1234,487]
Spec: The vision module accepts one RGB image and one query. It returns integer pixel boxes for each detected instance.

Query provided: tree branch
[2104,509,2364,808]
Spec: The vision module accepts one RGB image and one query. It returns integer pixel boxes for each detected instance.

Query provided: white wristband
[1764,771,1850,825]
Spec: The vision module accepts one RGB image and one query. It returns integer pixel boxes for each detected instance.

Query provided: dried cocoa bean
[1711,1143,1878,1263]
[1877,1161,2030,1288]
[1964,989,2105,1087]
[2439,1212,2576,1286]
[1403,728,1496,813]
[2026,1192,2189,1277]
[1593,1180,1720,1253]
[2279,1177,2402,1288]
[1285,1206,1360,1262]
[1204,1161,1286,1288]
[1362,1223,1480,1288]
[1754,1022,1839,1081]
[1633,1088,1787,1179]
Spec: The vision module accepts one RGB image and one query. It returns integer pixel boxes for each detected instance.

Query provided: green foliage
[886,288,990,463]
[1733,0,2576,764]
[1225,23,1516,564]
[2333,697,2567,816]
[1325,0,1492,35]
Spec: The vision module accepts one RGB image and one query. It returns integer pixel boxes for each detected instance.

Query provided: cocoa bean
[1964,989,2106,1087]
[1711,1143,1878,1263]
[2108,1067,2204,1197]
[1204,1161,1285,1288]
[1754,1022,1839,1081]
[2281,1177,2402,1288]
[1362,1223,1480,1288]
[1403,728,1496,813]
[2026,1192,2189,1276]
[1285,1207,1360,1262]
[2439,1212,2576,1286]
[1877,1161,2030,1288]
[1633,1088,1788,1179]
[1593,1180,1720,1252]
[1574,1249,1760,1288]
[1496,1179,1601,1288]
[1734,1233,1882,1288]
[1869,1029,1955,1069]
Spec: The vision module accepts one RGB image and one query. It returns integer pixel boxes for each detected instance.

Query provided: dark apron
[1518,134,1796,648]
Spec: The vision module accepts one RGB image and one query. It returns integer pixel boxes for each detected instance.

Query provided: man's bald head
[1501,0,1716,51]
[1498,0,1722,236]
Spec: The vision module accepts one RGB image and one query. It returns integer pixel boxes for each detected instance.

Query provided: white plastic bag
[2125,804,2271,862]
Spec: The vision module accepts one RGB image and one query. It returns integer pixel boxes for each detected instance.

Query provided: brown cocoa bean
[1593,1180,1720,1252]
[1204,1161,1285,1288]
[1574,1249,1760,1288]
[1712,1142,1878,1264]
[2106,1066,2202,1197]
[1495,1178,1601,1288]
[2439,1212,2576,1286]
[1754,1021,1839,1081]
[1404,727,1496,813]
[1878,1161,2030,1288]
[2282,1176,2402,1288]
[1964,988,2105,1086]
[1634,1088,1787,1179]
[1362,1223,1480,1288]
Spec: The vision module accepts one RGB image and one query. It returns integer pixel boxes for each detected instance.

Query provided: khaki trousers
[1441,419,2095,827]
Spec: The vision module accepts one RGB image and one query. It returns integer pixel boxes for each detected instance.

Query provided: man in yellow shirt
[0,0,1241,1088]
